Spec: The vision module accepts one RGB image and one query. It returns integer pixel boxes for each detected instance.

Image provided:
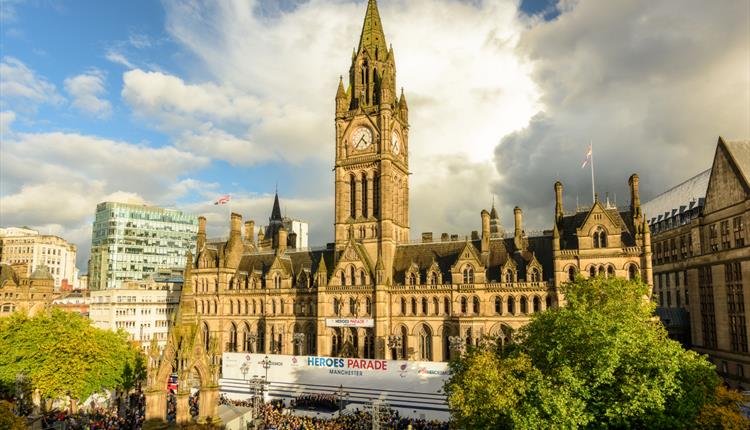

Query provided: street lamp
[260,355,272,400]
[292,332,305,355]
[387,335,402,360]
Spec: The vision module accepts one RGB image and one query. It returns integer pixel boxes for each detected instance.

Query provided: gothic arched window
[373,173,380,217]
[628,264,638,280]
[334,298,341,316]
[607,265,615,278]
[350,266,356,285]
[533,296,541,313]
[419,324,432,361]
[360,270,367,286]
[508,296,516,314]
[409,273,417,285]
[505,270,513,283]
[411,298,417,315]
[472,296,480,314]
[568,266,576,282]
[349,174,356,218]
[460,297,468,314]
[400,298,406,315]
[432,297,439,315]
[463,266,474,284]
[274,274,281,289]
[361,173,368,218]
[421,297,428,315]
[444,297,451,315]
[349,297,357,315]
[495,296,502,314]
[520,297,528,314]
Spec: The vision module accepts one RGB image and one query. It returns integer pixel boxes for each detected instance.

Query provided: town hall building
[164,0,653,364]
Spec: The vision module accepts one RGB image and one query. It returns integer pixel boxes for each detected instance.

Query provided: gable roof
[721,138,750,189]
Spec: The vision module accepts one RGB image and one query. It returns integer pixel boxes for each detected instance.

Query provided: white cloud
[105,49,135,69]
[0,110,15,137]
[64,69,112,118]
[495,0,750,229]
[0,130,210,267]
[0,56,64,110]
[117,0,540,242]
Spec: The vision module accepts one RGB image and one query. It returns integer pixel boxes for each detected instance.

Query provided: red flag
[214,195,231,205]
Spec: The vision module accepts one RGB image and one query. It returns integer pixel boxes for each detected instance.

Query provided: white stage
[220,353,451,421]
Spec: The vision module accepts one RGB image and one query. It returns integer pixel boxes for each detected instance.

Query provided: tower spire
[358,0,387,56]
[271,190,282,221]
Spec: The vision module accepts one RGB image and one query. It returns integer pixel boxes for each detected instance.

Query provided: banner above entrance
[325,318,374,328]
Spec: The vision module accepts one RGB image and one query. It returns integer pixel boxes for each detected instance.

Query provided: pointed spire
[336,76,346,99]
[399,87,408,110]
[271,190,282,221]
[358,0,388,57]
[490,196,498,219]
[318,254,328,273]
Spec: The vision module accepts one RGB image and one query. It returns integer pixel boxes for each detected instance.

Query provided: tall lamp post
[260,356,272,401]
[387,335,402,360]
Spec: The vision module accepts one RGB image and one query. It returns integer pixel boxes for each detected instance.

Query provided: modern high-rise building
[88,202,198,290]
[0,227,78,290]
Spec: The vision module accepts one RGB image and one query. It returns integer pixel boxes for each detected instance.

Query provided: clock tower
[334,0,409,280]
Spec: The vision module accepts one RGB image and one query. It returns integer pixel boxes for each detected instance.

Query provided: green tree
[0,310,141,404]
[445,276,734,429]
[0,400,28,430]
[695,386,750,429]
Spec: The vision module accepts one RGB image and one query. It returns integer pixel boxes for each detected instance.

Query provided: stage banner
[222,353,450,394]
[325,318,374,327]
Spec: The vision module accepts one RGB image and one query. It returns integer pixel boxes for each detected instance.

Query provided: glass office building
[89,202,198,290]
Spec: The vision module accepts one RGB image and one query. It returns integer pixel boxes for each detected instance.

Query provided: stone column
[197,386,222,426]
[355,174,362,219]
[144,389,166,424]
[175,391,190,425]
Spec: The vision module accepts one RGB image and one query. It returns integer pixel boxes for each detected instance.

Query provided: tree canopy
[445,276,746,429]
[0,310,142,402]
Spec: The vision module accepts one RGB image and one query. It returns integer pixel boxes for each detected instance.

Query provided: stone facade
[0,262,56,317]
[645,137,750,388]
[170,0,653,364]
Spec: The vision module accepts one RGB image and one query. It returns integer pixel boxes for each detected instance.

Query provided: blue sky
[1,0,747,271]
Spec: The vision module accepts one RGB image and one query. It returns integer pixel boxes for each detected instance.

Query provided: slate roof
[0,263,19,287]
[392,235,554,283]
[642,169,710,226]
[722,138,750,188]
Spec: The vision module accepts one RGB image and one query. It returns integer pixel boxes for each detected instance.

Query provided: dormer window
[274,274,281,289]
[504,270,513,283]
[462,266,474,284]
[409,273,417,286]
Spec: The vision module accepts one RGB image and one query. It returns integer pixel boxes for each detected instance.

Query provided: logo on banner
[399,364,408,378]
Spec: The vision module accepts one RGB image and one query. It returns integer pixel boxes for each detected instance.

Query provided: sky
[0,0,748,272]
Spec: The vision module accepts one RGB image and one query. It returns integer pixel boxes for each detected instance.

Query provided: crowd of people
[40,394,145,430]
[291,393,340,411]
[259,400,449,430]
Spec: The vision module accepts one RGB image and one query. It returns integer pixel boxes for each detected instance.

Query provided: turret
[398,88,408,122]
[629,174,643,230]
[513,206,526,251]
[257,228,265,249]
[480,209,490,256]
[317,256,328,287]
[554,181,564,225]
[335,76,348,115]
[224,213,244,269]
[196,216,206,252]
[552,222,560,252]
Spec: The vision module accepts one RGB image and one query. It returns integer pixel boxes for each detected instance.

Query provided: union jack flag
[214,195,231,205]
[581,144,592,169]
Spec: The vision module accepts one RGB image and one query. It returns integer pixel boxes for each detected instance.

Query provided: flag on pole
[214,195,231,205]
[581,144,592,168]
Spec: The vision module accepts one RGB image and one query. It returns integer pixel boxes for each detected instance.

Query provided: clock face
[351,127,373,150]
[391,130,401,155]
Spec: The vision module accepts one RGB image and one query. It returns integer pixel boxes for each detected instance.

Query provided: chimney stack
[421,232,433,243]
[514,207,523,237]
[480,209,490,255]
[245,220,255,244]
[230,213,242,236]
[629,174,642,221]
[196,216,206,251]
[277,226,288,254]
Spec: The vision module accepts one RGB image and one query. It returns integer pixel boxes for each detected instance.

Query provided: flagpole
[590,140,596,203]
